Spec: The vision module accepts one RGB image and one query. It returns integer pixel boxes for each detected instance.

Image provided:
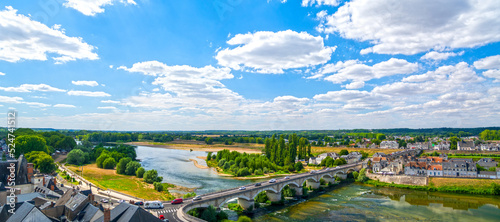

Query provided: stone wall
[367,172,428,186]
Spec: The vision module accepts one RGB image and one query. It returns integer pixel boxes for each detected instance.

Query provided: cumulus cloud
[420,51,463,61]
[64,0,137,16]
[72,80,99,87]
[216,30,336,73]
[374,62,485,96]
[68,90,111,97]
[0,84,66,93]
[474,55,500,70]
[54,104,76,108]
[482,69,500,82]
[0,72,5,75]
[318,58,418,89]
[0,6,98,63]
[101,100,121,104]
[302,0,340,7]
[317,0,500,55]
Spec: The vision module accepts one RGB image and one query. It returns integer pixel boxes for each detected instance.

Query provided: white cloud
[0,95,24,104]
[321,58,418,89]
[216,30,336,73]
[0,6,98,63]
[344,81,365,89]
[68,90,111,97]
[64,0,137,16]
[72,80,99,87]
[317,0,500,55]
[474,55,500,70]
[101,100,121,104]
[374,62,485,96]
[0,72,5,75]
[97,106,118,110]
[24,102,50,108]
[54,104,76,108]
[302,0,340,7]
[420,51,463,61]
[0,84,66,92]
[313,90,371,102]
[482,69,500,82]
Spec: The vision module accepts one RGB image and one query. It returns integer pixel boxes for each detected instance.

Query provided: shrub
[116,157,132,174]
[237,216,253,222]
[294,162,304,171]
[67,149,85,165]
[125,161,141,175]
[154,182,163,192]
[136,167,145,178]
[103,157,116,169]
[96,153,111,168]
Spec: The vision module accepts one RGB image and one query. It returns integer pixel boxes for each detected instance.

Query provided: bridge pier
[336,173,347,180]
[322,177,335,184]
[265,190,282,202]
[237,198,254,211]
[293,186,303,196]
[305,180,320,189]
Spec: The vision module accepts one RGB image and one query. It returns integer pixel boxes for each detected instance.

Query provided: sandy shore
[189,158,209,169]
[127,142,263,154]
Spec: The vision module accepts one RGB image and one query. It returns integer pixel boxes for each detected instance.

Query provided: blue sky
[0,0,499,131]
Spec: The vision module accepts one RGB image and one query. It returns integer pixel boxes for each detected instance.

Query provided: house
[427,165,443,177]
[480,143,500,151]
[368,143,378,149]
[315,152,340,164]
[373,152,387,158]
[380,161,404,174]
[371,157,388,172]
[1,202,52,222]
[477,158,497,168]
[457,141,476,151]
[380,141,399,149]
[404,161,427,176]
[442,159,477,177]
[478,171,498,179]
[433,142,450,150]
[439,153,448,161]
[94,202,163,222]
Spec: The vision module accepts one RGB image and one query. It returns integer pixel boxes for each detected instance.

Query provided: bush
[67,149,85,165]
[183,192,196,199]
[294,162,304,171]
[136,167,145,178]
[154,182,163,192]
[96,153,111,168]
[237,216,252,222]
[103,157,116,169]
[356,168,368,182]
[143,169,162,183]
[352,171,359,179]
[200,205,217,222]
[116,157,132,174]
[125,161,141,175]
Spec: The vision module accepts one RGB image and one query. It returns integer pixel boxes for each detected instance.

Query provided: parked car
[101,199,108,203]
[193,196,202,201]
[159,215,169,222]
[171,198,183,204]
[118,199,125,203]
[269,179,276,183]
[145,201,164,209]
[255,183,261,187]
[239,186,246,190]
[134,201,144,205]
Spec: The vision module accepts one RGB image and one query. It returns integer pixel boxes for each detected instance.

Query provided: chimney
[51,184,55,191]
[43,176,46,186]
[88,193,94,202]
[53,177,57,186]
[27,163,34,182]
[104,208,111,222]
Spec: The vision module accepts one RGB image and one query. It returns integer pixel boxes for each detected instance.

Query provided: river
[136,146,500,221]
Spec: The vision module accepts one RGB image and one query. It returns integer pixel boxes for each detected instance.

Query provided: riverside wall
[367,172,428,186]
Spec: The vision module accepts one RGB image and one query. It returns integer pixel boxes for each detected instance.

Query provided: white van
[144,201,164,209]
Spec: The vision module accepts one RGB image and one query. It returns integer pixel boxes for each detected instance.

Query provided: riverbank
[364,177,500,195]
[189,158,209,169]
[127,141,263,154]
[67,164,194,200]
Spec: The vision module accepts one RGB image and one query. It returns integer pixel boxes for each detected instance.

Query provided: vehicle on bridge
[193,196,202,201]
[255,183,261,186]
[171,198,183,204]
[239,186,246,190]
[269,179,276,183]
[144,201,164,209]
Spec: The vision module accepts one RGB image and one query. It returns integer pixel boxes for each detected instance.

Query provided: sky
[0,0,499,131]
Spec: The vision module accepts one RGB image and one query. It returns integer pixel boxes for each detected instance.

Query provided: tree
[103,157,116,169]
[136,167,145,178]
[143,169,162,183]
[153,182,163,192]
[67,149,85,165]
[339,149,349,156]
[206,152,212,161]
[376,134,386,141]
[449,136,460,150]
[125,161,141,175]
[205,137,214,145]
[200,205,217,222]
[26,151,56,174]
[334,158,347,166]
[14,135,49,158]
[96,153,111,168]
[116,157,132,174]
[55,136,77,150]
[356,168,368,182]
[294,162,304,172]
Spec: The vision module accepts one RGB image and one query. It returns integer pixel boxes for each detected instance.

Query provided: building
[0,155,30,186]
[94,202,163,222]
[404,161,427,176]
[477,158,497,168]
[457,141,476,151]
[427,165,443,177]
[371,157,388,172]
[380,141,399,149]
[442,159,477,177]
[478,171,498,179]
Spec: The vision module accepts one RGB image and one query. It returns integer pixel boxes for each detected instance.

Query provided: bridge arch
[277,181,301,193]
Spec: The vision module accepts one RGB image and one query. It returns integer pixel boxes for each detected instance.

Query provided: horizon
[1,0,499,131]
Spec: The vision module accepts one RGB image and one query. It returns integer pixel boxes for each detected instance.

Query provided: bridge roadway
[176,162,363,222]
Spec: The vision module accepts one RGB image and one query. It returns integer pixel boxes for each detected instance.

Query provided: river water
[136,146,500,221]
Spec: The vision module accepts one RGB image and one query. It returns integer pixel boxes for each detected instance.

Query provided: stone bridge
[177,162,363,221]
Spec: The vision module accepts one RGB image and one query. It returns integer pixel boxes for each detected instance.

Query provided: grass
[67,164,175,201]
[446,155,500,162]
[430,177,500,188]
